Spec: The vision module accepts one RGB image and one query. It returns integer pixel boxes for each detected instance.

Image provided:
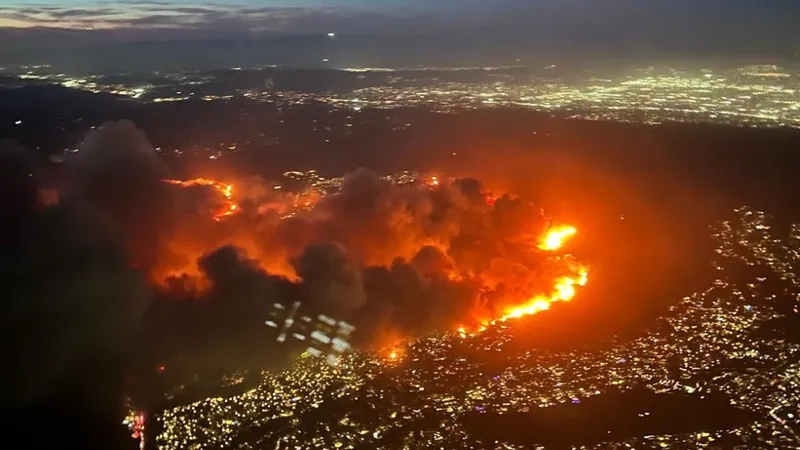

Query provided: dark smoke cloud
[0,139,39,232]
[1,139,150,448]
[63,120,173,270]
[452,177,485,202]
[149,243,366,371]
[154,165,554,345]
[277,168,443,265]
[294,242,367,314]
[491,194,548,242]
[187,246,293,370]
[410,245,457,279]
[264,168,503,271]
[356,256,479,341]
[2,118,579,448]
[196,245,292,332]
[33,122,560,371]
[3,204,149,401]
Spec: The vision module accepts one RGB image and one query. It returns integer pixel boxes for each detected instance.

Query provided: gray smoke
[295,242,367,314]
[63,120,173,269]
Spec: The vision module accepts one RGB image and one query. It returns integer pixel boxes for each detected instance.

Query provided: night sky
[0,0,798,67]
[1,0,799,35]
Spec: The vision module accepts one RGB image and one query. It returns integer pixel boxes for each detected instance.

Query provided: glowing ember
[538,225,577,251]
[425,175,440,187]
[164,178,241,221]
[381,343,409,361]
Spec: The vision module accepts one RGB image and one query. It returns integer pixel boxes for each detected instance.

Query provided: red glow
[164,178,241,221]
[464,224,588,335]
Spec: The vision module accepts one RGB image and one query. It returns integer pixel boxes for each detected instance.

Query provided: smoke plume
[1,136,151,449]
[294,242,367,314]
[148,162,567,344]
[5,119,588,413]
[63,120,173,270]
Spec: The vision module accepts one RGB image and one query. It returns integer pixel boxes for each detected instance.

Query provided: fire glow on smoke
[469,225,587,332]
[395,224,587,360]
[163,174,589,351]
[163,178,239,221]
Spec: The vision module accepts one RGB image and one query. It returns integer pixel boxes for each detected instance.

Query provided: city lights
[153,207,800,450]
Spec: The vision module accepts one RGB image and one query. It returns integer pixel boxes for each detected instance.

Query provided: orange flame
[424,175,441,187]
[538,225,577,251]
[382,346,406,363]
[164,174,588,349]
[164,178,240,221]
[496,265,588,323]
[462,223,588,336]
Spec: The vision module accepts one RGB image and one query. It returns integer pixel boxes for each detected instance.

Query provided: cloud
[0,1,446,35]
[49,8,122,19]
[1,0,798,50]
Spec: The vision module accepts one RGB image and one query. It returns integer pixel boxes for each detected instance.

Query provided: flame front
[164,178,240,221]
[496,266,588,323]
[538,225,577,251]
[467,223,588,334]
[166,174,588,347]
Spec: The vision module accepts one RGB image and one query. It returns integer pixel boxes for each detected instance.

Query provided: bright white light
[311,330,331,344]
[327,32,335,38]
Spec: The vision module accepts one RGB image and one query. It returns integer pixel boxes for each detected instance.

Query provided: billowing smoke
[0,136,151,448]
[63,120,174,270]
[147,161,563,344]
[274,168,445,265]
[4,120,584,424]
[0,116,604,450]
[411,245,457,279]
[294,242,367,314]
[358,257,479,342]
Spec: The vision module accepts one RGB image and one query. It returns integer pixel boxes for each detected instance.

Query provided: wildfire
[538,225,577,251]
[461,223,589,336]
[164,172,589,356]
[164,178,240,221]
[496,266,588,323]
[383,347,406,363]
